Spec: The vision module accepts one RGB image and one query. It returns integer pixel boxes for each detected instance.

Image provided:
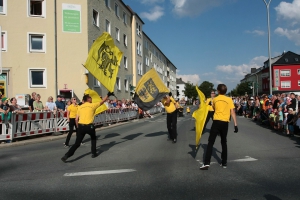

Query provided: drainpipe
[54,0,58,95]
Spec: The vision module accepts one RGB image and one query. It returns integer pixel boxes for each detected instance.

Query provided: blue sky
[122,0,300,91]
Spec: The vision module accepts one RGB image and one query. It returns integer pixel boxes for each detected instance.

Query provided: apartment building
[0,0,177,103]
[143,32,177,96]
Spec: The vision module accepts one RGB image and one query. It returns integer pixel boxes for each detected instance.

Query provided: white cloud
[140,6,164,21]
[177,74,201,85]
[141,0,164,4]
[274,0,300,46]
[216,56,267,78]
[245,30,265,36]
[275,27,300,46]
[170,0,232,17]
[275,0,300,22]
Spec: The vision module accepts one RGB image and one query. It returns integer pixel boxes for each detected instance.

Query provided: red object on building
[263,51,300,94]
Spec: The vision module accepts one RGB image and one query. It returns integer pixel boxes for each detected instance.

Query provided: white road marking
[197,156,257,165]
[64,169,136,177]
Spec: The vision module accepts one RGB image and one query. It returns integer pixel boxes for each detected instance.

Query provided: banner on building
[84,32,123,92]
[134,68,169,111]
[62,4,81,33]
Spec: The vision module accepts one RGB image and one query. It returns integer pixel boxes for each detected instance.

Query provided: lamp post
[263,0,272,95]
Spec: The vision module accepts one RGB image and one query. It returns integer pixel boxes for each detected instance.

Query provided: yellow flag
[134,68,170,111]
[84,32,123,92]
[84,88,108,115]
[192,87,209,148]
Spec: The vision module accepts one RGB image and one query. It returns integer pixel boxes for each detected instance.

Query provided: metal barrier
[0,106,164,143]
[11,112,57,139]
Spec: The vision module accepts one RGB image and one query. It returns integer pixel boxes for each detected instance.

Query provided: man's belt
[79,123,93,126]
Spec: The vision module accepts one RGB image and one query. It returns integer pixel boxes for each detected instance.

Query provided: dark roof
[273,51,300,65]
[176,78,186,84]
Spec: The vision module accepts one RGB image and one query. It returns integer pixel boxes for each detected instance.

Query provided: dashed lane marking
[64,169,136,177]
[197,156,258,165]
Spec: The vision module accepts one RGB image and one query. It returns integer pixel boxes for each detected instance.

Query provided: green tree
[199,81,215,98]
[184,82,197,100]
[236,82,252,96]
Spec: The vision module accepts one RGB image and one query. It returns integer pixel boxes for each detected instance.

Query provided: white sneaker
[200,164,210,170]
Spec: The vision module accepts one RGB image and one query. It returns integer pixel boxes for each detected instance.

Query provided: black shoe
[91,153,98,158]
[172,139,177,143]
[61,155,68,163]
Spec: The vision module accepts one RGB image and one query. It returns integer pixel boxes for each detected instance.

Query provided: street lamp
[262,0,272,95]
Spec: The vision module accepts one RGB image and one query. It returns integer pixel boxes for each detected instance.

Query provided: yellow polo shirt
[77,102,99,124]
[206,98,214,112]
[67,104,78,118]
[162,97,176,113]
[213,95,235,122]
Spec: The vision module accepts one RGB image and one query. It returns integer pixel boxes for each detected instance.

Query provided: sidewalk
[0,118,141,149]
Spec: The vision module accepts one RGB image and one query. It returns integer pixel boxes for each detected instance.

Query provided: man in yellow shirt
[63,97,79,147]
[200,84,238,170]
[203,90,215,132]
[162,92,178,143]
[61,92,112,162]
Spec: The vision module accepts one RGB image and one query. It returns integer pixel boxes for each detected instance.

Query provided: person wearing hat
[0,97,11,128]
[55,95,65,112]
[61,92,114,162]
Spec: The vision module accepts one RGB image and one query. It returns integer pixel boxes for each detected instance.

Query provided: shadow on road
[264,194,282,200]
[200,144,222,164]
[67,133,143,162]
[144,131,168,137]
[188,144,199,159]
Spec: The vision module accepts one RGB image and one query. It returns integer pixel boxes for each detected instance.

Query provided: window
[145,57,149,67]
[298,69,300,75]
[124,79,128,91]
[296,58,299,62]
[280,70,290,77]
[115,28,120,41]
[29,33,46,52]
[29,0,45,17]
[115,3,119,17]
[106,20,111,34]
[124,56,128,69]
[123,12,127,24]
[145,40,148,49]
[123,34,127,46]
[137,61,143,75]
[281,81,291,88]
[29,69,46,88]
[116,77,121,90]
[93,77,100,87]
[0,0,7,14]
[298,80,300,86]
[150,53,153,62]
[285,58,288,62]
[137,42,142,56]
[105,0,110,8]
[93,9,99,27]
[136,22,141,36]
[1,31,7,51]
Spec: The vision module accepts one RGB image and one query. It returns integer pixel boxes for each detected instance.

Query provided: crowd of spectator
[233,92,300,137]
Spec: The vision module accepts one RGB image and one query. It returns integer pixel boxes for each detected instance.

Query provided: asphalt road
[1,106,300,200]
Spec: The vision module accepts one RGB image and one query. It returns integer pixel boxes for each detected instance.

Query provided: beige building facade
[0,0,177,105]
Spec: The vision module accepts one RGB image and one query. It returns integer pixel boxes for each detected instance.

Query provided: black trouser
[204,120,229,165]
[167,110,177,140]
[204,111,214,131]
[65,124,97,158]
[65,118,77,146]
